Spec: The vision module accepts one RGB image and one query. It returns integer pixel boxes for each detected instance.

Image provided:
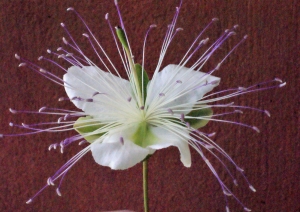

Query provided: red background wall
[0,0,298,211]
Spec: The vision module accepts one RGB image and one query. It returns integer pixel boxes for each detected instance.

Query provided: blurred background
[0,0,298,211]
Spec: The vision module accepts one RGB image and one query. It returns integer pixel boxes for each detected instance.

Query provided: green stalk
[143,159,149,212]
[116,27,143,106]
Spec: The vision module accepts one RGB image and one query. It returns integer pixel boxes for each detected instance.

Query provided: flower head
[2,0,285,211]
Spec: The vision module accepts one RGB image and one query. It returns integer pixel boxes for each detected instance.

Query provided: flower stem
[143,159,149,212]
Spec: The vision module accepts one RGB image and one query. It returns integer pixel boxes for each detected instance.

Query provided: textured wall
[0,0,298,211]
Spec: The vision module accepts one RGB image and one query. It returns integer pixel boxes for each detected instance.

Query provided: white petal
[147,126,191,167]
[147,64,220,114]
[91,127,153,170]
[63,66,133,121]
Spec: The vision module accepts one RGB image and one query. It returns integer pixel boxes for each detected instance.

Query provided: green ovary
[131,121,157,148]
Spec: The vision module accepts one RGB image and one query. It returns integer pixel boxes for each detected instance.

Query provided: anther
[56,188,62,196]
[208,132,216,137]
[38,56,43,61]
[167,108,174,115]
[252,126,260,133]
[235,110,243,114]
[202,38,209,45]
[180,114,185,122]
[120,137,124,145]
[238,87,247,91]
[237,167,244,172]
[0,134,3,138]
[78,140,87,145]
[212,18,219,22]
[64,114,70,120]
[176,28,183,31]
[47,177,55,186]
[249,185,256,192]
[15,54,21,60]
[60,147,64,154]
[127,97,132,102]
[243,35,248,39]
[60,23,65,27]
[67,7,74,11]
[9,108,17,114]
[210,80,219,85]
[243,207,252,212]
[176,80,182,84]
[233,179,238,186]
[39,106,47,112]
[274,78,283,83]
[203,144,214,149]
[18,63,27,67]
[58,97,66,101]
[264,110,271,117]
[57,47,63,51]
[82,33,89,38]
[140,106,145,110]
[22,123,29,127]
[226,206,230,212]
[9,122,14,127]
[159,93,165,97]
[86,98,93,102]
[26,199,33,204]
[66,53,73,57]
[62,37,68,45]
[228,31,236,36]
[215,63,221,70]
[279,82,286,87]
[39,69,47,74]
[223,190,232,196]
[47,49,52,54]
[57,117,63,123]
[186,122,190,129]
[233,24,239,29]
[105,13,109,20]
[150,24,157,28]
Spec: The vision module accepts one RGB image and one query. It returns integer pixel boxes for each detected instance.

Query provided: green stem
[143,159,149,212]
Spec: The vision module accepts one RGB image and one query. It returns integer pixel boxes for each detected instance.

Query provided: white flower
[3,1,285,211]
[64,64,219,170]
